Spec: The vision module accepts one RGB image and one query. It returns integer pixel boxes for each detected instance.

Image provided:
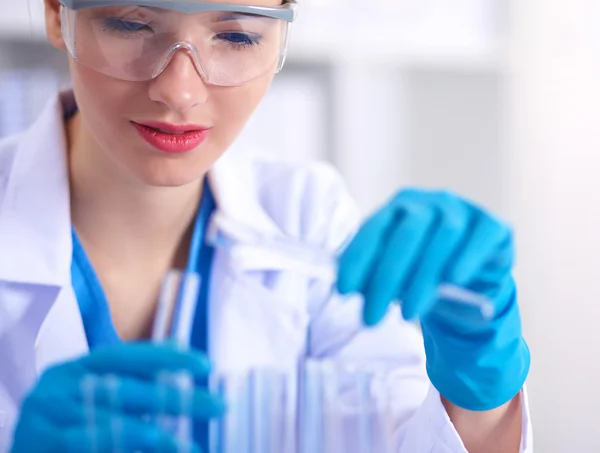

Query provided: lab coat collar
[208,147,284,240]
[207,149,318,273]
[0,91,73,287]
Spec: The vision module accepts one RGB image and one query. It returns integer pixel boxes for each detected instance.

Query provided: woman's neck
[67,113,202,269]
[66,113,205,340]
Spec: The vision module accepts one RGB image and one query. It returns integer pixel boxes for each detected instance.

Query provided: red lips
[132,121,211,153]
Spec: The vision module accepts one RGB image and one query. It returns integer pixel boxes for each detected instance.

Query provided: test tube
[152,270,202,453]
[300,360,324,453]
[320,362,342,453]
[104,374,123,453]
[211,361,399,453]
[212,369,295,453]
[212,373,251,453]
[301,360,396,453]
[82,374,124,453]
[251,369,291,453]
[356,371,371,453]
[81,374,99,453]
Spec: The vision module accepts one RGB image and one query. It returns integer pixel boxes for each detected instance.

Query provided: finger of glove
[19,390,90,428]
[58,408,201,453]
[481,235,514,276]
[363,200,437,325]
[74,342,212,380]
[10,408,67,453]
[75,373,226,418]
[34,347,215,412]
[336,206,397,295]
[446,207,512,286]
[465,236,514,297]
[400,195,471,320]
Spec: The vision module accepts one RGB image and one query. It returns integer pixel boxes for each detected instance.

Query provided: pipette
[206,212,495,322]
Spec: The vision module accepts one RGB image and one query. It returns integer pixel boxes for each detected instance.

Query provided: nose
[147,50,209,113]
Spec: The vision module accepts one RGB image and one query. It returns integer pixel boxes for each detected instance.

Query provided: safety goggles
[58,0,298,86]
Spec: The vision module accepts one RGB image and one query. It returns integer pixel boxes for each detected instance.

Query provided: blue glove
[10,342,226,453]
[336,189,530,411]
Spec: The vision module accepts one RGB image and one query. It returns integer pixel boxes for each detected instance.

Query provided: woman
[0,0,532,452]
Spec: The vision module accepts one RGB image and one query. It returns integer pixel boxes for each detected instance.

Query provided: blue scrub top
[70,178,216,446]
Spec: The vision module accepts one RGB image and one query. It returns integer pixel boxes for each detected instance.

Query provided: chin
[120,149,210,188]
[134,168,205,188]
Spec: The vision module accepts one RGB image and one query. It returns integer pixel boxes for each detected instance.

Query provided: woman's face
[44,0,281,187]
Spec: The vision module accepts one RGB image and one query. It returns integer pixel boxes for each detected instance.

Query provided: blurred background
[1,0,599,451]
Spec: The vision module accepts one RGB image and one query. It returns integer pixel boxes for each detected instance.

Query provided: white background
[0,0,598,451]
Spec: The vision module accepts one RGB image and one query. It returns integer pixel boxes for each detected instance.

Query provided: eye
[217,32,260,46]
[102,18,150,33]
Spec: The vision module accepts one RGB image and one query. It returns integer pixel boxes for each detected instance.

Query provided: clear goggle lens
[60,3,293,86]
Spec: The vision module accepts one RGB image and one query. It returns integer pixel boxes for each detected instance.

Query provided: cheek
[212,77,273,138]
[70,60,140,140]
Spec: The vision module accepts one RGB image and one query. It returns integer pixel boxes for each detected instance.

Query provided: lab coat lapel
[208,148,283,242]
[0,91,88,378]
[34,286,89,374]
[0,282,61,398]
[0,91,72,287]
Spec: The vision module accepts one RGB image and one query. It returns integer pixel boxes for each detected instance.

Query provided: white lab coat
[0,91,533,452]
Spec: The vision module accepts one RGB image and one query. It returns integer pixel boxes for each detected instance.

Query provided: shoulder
[252,157,350,203]
[241,155,362,251]
[0,91,69,208]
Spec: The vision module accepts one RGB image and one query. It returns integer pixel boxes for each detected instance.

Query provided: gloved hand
[10,342,226,453]
[336,188,530,411]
